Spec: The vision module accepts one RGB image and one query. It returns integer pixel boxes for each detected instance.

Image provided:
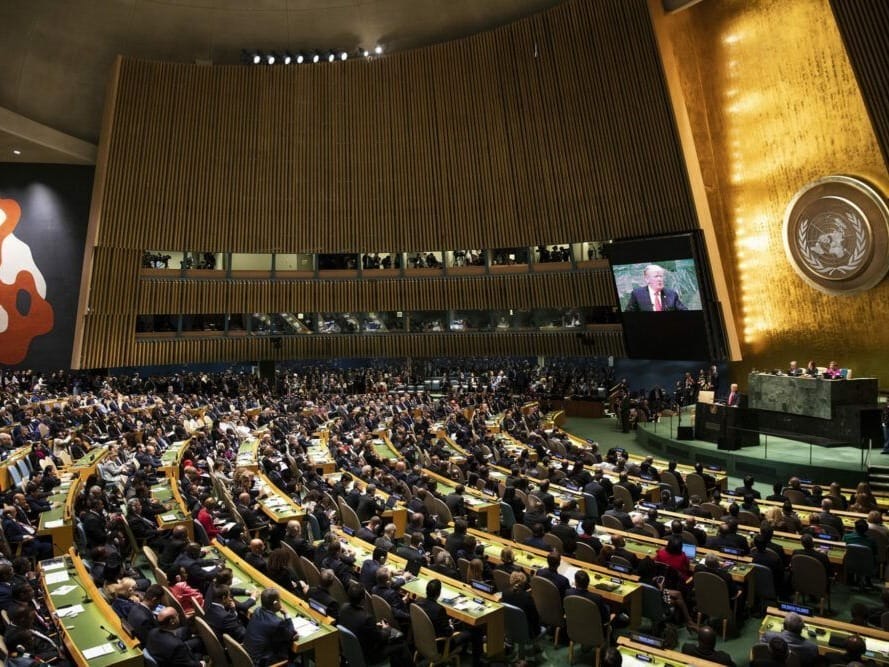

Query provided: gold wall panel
[662,0,889,386]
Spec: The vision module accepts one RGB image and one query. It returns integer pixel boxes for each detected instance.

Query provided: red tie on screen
[654,292,662,312]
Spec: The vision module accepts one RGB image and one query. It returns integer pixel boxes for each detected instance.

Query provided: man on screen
[625,264,687,312]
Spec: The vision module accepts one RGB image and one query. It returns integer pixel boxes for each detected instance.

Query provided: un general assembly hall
[1,1,889,665]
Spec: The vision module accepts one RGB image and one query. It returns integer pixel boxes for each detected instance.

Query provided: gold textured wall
[661,0,889,387]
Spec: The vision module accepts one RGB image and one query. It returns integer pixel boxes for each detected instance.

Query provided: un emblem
[783,175,889,295]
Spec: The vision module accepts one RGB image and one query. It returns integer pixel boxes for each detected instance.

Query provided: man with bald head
[146,607,205,667]
[244,538,268,573]
[682,625,735,666]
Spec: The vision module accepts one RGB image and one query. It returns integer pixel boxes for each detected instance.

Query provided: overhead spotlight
[340,51,348,61]
[327,51,336,62]
[12,149,21,156]
[266,53,276,65]
[251,52,261,65]
[312,52,321,63]
[296,53,305,64]
[282,52,292,65]
[362,49,370,58]
[374,45,383,55]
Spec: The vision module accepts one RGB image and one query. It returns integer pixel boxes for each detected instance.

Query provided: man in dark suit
[726,384,741,407]
[340,582,412,667]
[146,607,204,667]
[445,485,467,518]
[394,532,428,572]
[536,551,570,598]
[308,570,341,621]
[792,533,832,582]
[360,548,389,591]
[603,499,633,530]
[127,585,165,644]
[356,485,384,522]
[244,539,268,573]
[371,567,410,626]
[682,625,736,666]
[414,579,478,666]
[625,264,687,312]
[282,520,314,561]
[235,492,268,535]
[565,571,611,630]
[531,481,556,514]
[696,553,740,599]
[127,498,168,550]
[243,588,296,667]
[321,540,356,587]
[204,585,247,642]
[444,519,468,560]
[817,498,844,534]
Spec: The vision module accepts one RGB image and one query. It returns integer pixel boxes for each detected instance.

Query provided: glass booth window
[491,247,529,265]
[535,245,572,263]
[182,251,218,270]
[361,312,403,332]
[450,249,485,267]
[230,253,273,271]
[136,314,179,332]
[142,250,184,269]
[409,311,447,333]
[318,254,359,270]
[407,251,443,269]
[275,253,313,271]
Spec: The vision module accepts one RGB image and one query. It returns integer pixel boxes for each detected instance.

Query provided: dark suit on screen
[625,287,686,312]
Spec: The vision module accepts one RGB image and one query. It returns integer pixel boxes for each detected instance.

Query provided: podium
[694,402,760,450]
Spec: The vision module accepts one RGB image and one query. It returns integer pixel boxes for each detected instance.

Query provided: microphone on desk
[99,624,119,641]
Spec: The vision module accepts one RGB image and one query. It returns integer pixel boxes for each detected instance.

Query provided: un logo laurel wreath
[796,211,867,277]
[782,175,889,295]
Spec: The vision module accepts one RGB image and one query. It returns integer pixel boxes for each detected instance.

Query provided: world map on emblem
[783,176,889,295]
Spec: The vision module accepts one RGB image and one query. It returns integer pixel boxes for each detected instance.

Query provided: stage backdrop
[0,165,93,370]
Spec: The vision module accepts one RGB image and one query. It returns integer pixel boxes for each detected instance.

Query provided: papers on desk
[42,560,66,571]
[292,617,320,639]
[44,519,64,529]
[55,604,85,617]
[161,514,178,522]
[44,571,70,585]
[51,584,77,596]
[82,644,114,659]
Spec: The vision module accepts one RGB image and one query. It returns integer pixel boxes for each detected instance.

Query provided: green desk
[71,447,108,479]
[616,637,727,666]
[159,438,190,473]
[151,477,192,539]
[474,530,643,629]
[40,554,142,667]
[208,541,340,667]
[236,438,259,470]
[38,476,80,556]
[256,473,306,523]
[401,571,505,656]
[760,607,889,664]
[424,468,500,531]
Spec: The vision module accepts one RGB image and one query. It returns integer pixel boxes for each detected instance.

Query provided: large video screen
[606,233,723,360]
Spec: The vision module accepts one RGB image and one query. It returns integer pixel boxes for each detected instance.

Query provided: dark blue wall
[0,164,93,370]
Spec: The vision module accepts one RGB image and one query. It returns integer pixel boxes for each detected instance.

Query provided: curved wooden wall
[78,0,698,368]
